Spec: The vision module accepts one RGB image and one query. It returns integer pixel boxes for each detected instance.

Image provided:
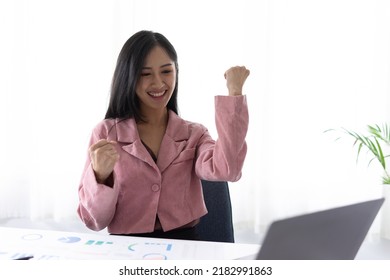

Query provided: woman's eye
[141,73,151,77]
[162,70,172,74]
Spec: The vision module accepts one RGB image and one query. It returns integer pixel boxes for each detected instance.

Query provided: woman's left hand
[224,66,250,96]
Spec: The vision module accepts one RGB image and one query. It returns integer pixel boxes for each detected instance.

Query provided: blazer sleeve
[195,95,249,182]
[77,123,120,231]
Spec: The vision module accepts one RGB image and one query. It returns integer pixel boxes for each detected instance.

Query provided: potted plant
[327,124,390,239]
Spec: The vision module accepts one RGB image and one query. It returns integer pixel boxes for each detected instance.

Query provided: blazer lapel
[121,140,157,168]
[115,118,157,168]
[157,111,190,173]
[113,111,190,172]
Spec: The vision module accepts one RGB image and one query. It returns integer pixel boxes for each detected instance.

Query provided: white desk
[1,227,389,260]
[355,235,390,260]
[0,227,260,260]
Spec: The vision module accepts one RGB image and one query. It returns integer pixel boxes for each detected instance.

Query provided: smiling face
[135,45,177,116]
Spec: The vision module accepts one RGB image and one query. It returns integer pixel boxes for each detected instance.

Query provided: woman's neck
[139,107,168,127]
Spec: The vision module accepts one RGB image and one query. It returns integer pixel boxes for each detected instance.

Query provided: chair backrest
[196,180,235,243]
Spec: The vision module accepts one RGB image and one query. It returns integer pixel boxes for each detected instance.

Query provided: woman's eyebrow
[160,63,173,68]
[142,63,173,70]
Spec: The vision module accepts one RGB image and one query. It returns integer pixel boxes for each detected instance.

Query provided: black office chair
[196,180,235,243]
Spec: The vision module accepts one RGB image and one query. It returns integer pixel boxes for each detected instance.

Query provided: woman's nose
[152,74,164,87]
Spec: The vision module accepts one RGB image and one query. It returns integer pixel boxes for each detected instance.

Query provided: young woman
[77,30,250,240]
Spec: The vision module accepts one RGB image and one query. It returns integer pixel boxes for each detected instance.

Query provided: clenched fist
[89,139,120,184]
[224,66,250,96]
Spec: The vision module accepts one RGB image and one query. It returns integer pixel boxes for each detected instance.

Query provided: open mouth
[147,90,167,98]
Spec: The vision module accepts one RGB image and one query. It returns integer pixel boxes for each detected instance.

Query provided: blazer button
[151,184,160,192]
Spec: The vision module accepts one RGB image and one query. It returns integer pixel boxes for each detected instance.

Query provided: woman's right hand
[89,139,120,183]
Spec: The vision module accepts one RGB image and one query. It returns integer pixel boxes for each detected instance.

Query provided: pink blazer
[77,95,248,234]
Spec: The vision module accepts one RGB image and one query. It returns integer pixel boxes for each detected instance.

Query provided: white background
[0,0,389,237]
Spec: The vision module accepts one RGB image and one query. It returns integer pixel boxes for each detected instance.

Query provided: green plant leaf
[374,137,386,169]
[383,175,390,185]
[368,124,390,145]
[328,124,390,186]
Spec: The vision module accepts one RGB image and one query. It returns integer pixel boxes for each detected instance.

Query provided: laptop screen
[256,198,384,260]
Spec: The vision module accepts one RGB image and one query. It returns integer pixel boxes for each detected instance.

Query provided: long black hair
[105,31,179,121]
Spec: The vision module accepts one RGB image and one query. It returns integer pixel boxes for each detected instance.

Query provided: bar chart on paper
[0,227,178,260]
[0,227,260,260]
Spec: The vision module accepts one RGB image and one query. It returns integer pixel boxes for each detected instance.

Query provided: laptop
[256,198,384,260]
